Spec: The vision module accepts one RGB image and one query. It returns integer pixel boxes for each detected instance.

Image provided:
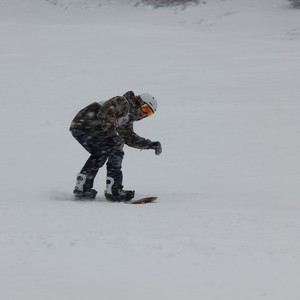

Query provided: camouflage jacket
[70,91,152,149]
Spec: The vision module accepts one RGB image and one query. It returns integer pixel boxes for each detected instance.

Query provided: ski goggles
[139,100,154,117]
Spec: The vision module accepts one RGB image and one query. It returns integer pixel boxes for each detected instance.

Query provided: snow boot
[105,176,134,202]
[73,173,97,199]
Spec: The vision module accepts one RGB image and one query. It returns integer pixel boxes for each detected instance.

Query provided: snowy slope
[1,0,300,299]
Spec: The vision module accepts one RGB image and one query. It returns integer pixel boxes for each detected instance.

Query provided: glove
[113,135,124,150]
[150,141,162,155]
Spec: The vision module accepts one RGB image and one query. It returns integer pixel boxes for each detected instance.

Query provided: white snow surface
[1,0,300,299]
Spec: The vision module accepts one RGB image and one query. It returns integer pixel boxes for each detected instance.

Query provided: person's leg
[78,154,107,191]
[71,128,109,198]
[105,149,134,201]
[106,149,124,193]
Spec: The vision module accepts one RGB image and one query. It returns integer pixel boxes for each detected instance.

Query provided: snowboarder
[70,91,162,201]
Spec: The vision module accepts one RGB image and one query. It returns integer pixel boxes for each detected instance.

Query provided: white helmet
[139,93,158,114]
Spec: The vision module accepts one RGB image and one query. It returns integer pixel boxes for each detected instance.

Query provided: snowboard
[129,196,158,204]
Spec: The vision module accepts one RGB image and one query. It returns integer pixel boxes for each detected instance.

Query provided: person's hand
[150,141,162,155]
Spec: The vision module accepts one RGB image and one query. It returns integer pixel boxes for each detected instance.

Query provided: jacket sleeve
[117,122,152,149]
[96,96,128,132]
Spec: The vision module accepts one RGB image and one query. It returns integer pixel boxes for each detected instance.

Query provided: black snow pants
[71,128,124,191]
